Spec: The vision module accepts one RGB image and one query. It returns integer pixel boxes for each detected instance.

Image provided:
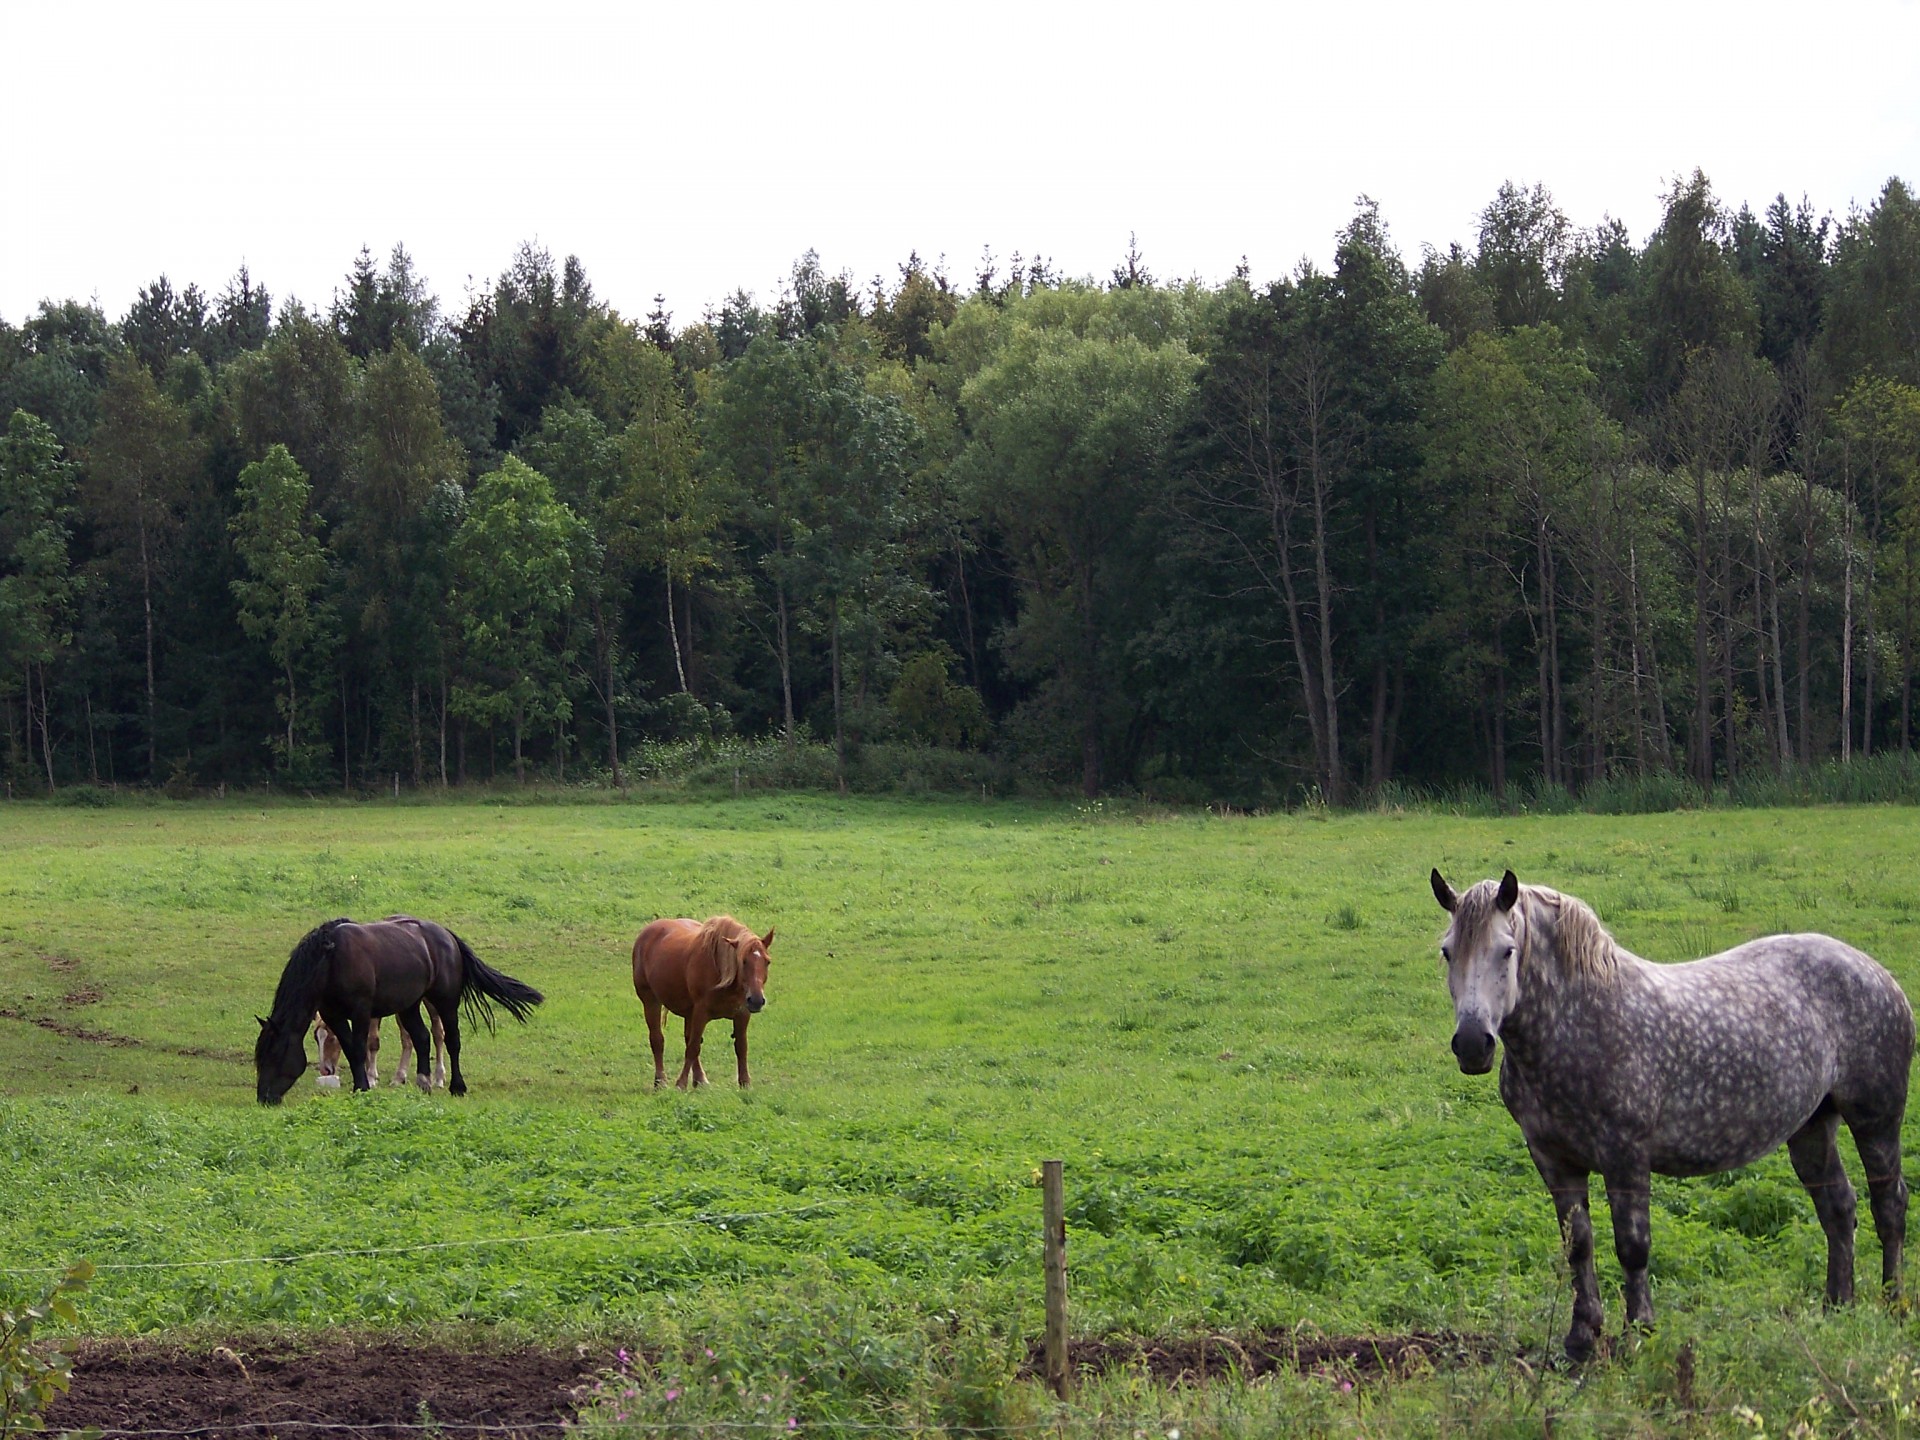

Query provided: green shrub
[0,1260,90,1438]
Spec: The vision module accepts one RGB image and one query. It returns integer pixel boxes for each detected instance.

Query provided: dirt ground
[46,1337,601,1438]
[44,1330,1491,1436]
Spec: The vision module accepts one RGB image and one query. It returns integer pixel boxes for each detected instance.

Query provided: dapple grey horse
[1432,868,1911,1361]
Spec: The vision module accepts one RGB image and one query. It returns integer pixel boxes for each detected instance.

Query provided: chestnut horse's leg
[642,996,667,1088]
[364,1016,383,1086]
[678,1009,709,1088]
[315,1020,340,1079]
[429,1009,448,1089]
[396,1006,434,1093]
[733,1015,751,1087]
[388,1014,414,1086]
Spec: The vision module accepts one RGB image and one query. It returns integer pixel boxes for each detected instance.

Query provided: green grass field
[7,794,1920,1434]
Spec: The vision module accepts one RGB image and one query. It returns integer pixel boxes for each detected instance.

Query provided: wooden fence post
[1043,1157,1069,1399]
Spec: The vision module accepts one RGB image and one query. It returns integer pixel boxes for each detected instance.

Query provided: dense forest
[3,170,1918,804]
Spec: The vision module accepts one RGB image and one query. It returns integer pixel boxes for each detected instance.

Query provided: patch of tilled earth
[46,1338,604,1437]
[46,1330,1495,1436]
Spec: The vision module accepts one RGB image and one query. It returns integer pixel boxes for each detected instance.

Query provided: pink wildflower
[665,1389,681,1402]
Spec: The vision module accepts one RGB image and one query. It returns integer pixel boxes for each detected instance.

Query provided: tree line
[2,170,1917,803]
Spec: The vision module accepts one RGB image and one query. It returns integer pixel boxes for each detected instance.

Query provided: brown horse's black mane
[268,918,351,1034]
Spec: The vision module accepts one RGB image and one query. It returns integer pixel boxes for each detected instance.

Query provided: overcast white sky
[8,0,1920,330]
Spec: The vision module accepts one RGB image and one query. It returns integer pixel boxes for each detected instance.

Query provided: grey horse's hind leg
[1533,1149,1603,1361]
[1604,1172,1654,1330]
[1787,1105,1858,1305]
[1849,1118,1908,1297]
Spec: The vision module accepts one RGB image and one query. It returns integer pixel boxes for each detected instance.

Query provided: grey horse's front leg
[1534,1152,1603,1361]
[1604,1171,1654,1329]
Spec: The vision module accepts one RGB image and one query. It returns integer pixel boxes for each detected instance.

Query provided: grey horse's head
[1430,868,1522,1074]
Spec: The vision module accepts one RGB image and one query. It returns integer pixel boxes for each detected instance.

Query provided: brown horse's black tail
[452,931,543,1034]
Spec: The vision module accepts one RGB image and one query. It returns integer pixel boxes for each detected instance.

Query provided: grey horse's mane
[1454,878,1623,985]
[1522,884,1623,984]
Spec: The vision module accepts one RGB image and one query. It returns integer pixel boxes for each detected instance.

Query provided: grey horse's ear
[1430,869,1457,913]
[1496,870,1520,911]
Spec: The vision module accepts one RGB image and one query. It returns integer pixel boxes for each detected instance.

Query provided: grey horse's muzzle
[1452,1020,1497,1074]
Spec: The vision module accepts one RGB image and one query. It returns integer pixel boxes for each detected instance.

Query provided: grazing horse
[314,1007,448,1090]
[256,915,543,1104]
[631,916,774,1088]
[1432,868,1912,1361]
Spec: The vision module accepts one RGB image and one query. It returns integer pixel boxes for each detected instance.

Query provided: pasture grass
[5,795,1920,1432]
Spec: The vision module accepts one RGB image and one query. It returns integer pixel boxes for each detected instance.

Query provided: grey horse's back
[1623,934,1911,1173]
[1657,933,1911,1113]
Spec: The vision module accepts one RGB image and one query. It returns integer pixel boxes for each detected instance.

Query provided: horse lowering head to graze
[255,915,542,1104]
[631,915,775,1088]
[1431,867,1912,1362]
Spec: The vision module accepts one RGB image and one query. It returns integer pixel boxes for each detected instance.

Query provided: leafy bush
[849,742,1014,796]
[51,786,111,809]
[0,1260,90,1438]
[889,651,990,750]
[1582,770,1700,814]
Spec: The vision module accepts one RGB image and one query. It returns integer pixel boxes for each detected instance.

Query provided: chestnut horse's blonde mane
[699,915,752,991]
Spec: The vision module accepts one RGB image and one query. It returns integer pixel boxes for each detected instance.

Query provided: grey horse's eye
[1502,946,1515,961]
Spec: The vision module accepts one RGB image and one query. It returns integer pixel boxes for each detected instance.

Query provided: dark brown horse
[631,916,774,1088]
[256,915,542,1104]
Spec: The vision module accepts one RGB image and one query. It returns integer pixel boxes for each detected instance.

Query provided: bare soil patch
[46,1337,603,1438]
[43,1329,1498,1436]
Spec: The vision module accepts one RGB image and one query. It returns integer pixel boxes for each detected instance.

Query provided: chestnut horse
[314,1007,448,1090]
[256,914,542,1103]
[631,916,774,1087]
